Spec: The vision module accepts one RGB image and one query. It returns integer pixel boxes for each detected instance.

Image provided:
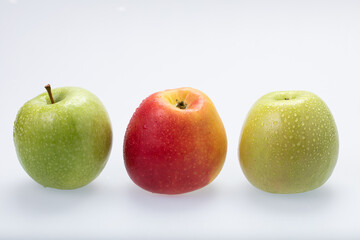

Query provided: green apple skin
[239,91,339,194]
[13,87,112,189]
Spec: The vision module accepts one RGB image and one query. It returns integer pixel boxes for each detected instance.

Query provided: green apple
[239,91,338,193]
[13,85,112,189]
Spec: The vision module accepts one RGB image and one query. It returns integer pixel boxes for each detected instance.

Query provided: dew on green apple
[13,85,112,189]
[239,90,339,194]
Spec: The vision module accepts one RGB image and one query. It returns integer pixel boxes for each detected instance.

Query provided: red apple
[124,87,227,194]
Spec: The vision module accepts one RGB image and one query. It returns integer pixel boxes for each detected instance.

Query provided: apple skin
[13,87,112,189]
[124,87,227,194]
[239,91,338,194]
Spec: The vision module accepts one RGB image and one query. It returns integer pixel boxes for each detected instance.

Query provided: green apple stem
[285,98,289,100]
[45,84,55,104]
[176,99,187,109]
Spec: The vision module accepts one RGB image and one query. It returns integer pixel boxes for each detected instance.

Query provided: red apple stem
[45,84,55,104]
[176,99,187,109]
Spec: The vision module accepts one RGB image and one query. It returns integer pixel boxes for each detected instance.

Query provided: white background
[1,0,359,239]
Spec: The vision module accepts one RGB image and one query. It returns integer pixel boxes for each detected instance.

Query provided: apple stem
[176,99,187,109]
[285,98,289,100]
[45,84,55,104]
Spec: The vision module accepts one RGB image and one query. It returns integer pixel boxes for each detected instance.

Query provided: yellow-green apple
[13,85,112,189]
[239,91,339,193]
[124,87,227,194]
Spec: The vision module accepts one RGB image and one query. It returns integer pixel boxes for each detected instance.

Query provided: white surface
[1,0,360,239]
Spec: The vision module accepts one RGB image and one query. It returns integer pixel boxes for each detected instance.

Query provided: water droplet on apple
[143,125,147,129]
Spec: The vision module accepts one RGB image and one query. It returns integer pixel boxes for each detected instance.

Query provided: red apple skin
[124,87,227,194]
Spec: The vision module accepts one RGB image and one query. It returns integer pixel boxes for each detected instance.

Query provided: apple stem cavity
[176,99,187,109]
[285,98,289,100]
[45,84,55,104]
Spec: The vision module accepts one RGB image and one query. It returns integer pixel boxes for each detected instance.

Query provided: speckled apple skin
[124,88,227,194]
[13,87,112,189]
[239,91,339,193]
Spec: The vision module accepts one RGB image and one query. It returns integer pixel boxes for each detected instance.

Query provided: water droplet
[143,125,147,129]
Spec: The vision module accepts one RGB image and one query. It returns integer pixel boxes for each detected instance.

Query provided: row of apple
[13,85,338,194]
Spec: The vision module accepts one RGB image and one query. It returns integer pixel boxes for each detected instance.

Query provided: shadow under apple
[123,183,219,213]
[238,182,337,215]
[9,180,99,216]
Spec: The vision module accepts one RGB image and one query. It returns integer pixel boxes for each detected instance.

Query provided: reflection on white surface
[1,0,360,239]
